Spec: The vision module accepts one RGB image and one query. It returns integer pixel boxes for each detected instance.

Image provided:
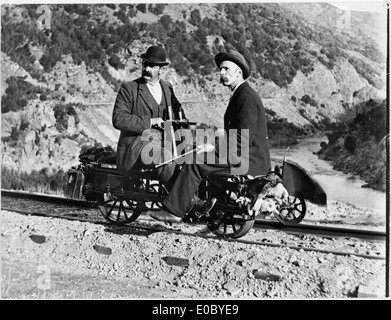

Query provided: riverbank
[316,139,387,192]
[315,100,387,192]
[270,137,386,216]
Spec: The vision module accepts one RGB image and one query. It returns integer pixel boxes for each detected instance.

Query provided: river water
[270,136,387,216]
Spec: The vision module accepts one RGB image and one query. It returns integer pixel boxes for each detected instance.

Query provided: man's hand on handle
[150,117,164,128]
[196,143,215,154]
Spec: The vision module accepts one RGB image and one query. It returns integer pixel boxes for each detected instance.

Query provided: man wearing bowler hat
[112,44,183,191]
[113,44,217,221]
[147,49,272,224]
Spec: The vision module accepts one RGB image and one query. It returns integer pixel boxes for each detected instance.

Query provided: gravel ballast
[1,198,386,299]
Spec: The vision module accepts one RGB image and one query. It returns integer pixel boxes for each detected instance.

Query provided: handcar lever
[155,144,215,168]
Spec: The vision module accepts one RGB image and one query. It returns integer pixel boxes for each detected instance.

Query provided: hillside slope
[1,3,387,175]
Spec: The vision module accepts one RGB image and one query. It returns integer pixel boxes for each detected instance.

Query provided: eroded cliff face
[286,58,383,121]
[2,101,79,173]
[1,51,120,173]
[44,55,116,105]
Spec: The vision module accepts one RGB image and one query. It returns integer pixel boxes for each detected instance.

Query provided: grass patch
[1,166,68,195]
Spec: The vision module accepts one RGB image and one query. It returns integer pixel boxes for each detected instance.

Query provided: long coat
[163,81,273,216]
[224,81,271,176]
[112,77,183,174]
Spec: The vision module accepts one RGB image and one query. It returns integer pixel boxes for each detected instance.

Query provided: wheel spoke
[275,196,306,225]
[125,200,134,209]
[117,201,124,221]
[207,209,254,239]
[98,196,141,225]
[122,204,129,220]
[107,200,118,216]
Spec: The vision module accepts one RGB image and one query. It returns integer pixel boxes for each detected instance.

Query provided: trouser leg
[163,163,228,217]
[155,163,179,191]
[138,143,178,191]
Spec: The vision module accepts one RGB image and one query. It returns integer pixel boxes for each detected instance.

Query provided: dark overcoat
[112,77,183,173]
[224,81,271,176]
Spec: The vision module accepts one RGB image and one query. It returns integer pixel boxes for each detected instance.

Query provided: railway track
[1,189,97,208]
[2,190,387,261]
[1,205,385,261]
[1,190,386,260]
[1,189,386,242]
[254,219,385,242]
[2,193,387,299]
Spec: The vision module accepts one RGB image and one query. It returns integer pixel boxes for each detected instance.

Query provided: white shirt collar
[146,78,161,87]
[146,79,163,104]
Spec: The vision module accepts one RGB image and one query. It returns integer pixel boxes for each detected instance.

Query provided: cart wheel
[206,210,255,239]
[274,195,306,225]
[98,195,142,225]
[144,183,167,210]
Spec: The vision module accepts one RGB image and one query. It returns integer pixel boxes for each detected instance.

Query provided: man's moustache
[220,77,228,83]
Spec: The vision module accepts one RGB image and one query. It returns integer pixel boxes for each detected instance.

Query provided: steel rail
[1,189,386,242]
[1,189,97,208]
[1,207,386,261]
[254,219,386,241]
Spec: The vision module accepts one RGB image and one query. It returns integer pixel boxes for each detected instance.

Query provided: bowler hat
[140,45,170,66]
[215,49,251,79]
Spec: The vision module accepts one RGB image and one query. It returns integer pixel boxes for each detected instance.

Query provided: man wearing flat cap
[215,49,271,176]
[147,49,272,224]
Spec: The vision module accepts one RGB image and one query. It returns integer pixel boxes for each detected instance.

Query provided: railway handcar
[65,122,326,239]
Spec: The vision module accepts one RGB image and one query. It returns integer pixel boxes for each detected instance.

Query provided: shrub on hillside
[149,3,166,15]
[106,4,116,10]
[1,77,51,113]
[2,3,383,93]
[301,94,318,107]
[265,108,277,117]
[108,54,125,70]
[344,135,357,153]
[136,4,146,13]
[189,9,202,26]
[267,118,308,147]
[3,126,22,147]
[53,103,81,132]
